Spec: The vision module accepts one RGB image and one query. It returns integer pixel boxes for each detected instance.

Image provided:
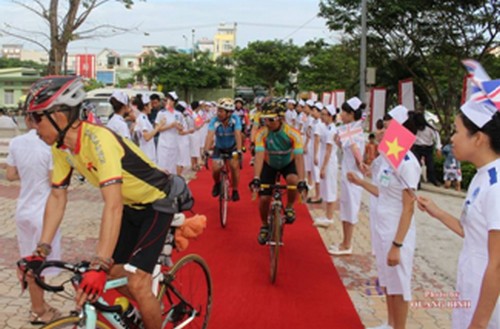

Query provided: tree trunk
[48,42,69,75]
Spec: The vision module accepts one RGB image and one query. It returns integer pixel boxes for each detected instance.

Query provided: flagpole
[359,0,367,102]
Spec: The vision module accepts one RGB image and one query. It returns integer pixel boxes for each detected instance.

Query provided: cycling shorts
[212,145,237,160]
[259,161,297,196]
[113,204,173,274]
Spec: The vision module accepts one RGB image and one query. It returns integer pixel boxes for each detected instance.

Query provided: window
[4,90,15,105]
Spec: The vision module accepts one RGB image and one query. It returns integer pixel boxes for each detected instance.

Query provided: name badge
[379,173,391,187]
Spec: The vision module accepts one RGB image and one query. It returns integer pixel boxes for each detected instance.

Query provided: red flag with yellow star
[378,119,416,169]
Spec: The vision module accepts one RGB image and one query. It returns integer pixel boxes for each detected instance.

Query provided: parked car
[84,88,164,124]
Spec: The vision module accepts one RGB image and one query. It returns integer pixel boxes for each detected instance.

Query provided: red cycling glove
[79,270,107,298]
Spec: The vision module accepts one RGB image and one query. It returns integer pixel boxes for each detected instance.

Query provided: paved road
[0,164,465,328]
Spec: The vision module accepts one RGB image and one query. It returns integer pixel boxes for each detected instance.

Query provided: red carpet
[180,153,363,329]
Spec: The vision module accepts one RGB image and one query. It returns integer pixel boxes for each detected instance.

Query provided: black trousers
[411,145,438,185]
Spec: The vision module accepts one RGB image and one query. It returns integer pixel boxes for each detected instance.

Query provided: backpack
[152,175,194,214]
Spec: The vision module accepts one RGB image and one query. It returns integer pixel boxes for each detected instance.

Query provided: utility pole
[191,29,195,60]
[359,0,367,102]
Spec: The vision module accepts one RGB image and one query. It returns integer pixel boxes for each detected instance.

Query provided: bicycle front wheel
[269,205,282,284]
[40,316,111,329]
[159,254,212,329]
[219,173,229,228]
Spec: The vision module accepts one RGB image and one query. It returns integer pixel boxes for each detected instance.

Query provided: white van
[84,88,164,124]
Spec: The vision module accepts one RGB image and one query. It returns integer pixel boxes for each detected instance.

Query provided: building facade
[0,68,41,109]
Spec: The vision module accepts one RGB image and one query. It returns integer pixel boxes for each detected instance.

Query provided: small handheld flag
[337,121,364,148]
[378,120,416,169]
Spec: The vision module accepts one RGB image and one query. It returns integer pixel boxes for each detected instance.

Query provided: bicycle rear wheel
[219,173,229,228]
[158,254,212,329]
[269,205,282,284]
[40,316,111,329]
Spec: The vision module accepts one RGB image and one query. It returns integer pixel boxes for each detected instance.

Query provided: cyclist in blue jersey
[203,98,243,201]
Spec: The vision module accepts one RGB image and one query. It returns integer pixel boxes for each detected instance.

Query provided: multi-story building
[213,23,237,60]
[0,67,40,109]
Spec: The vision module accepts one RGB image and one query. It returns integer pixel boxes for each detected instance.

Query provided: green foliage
[0,57,47,75]
[138,48,232,99]
[318,0,500,137]
[84,79,105,92]
[299,39,359,95]
[116,77,135,89]
[233,40,302,96]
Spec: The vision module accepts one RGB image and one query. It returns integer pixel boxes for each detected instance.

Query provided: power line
[282,15,320,40]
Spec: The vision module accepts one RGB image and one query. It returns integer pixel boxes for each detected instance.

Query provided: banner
[461,75,474,105]
[398,79,415,112]
[75,54,96,79]
[370,88,386,131]
[321,92,331,105]
[333,90,346,109]
[310,92,318,101]
[330,91,336,106]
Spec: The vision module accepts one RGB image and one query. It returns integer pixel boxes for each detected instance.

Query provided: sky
[0,0,340,55]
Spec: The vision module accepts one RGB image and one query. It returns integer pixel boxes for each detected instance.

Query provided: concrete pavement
[0,162,465,328]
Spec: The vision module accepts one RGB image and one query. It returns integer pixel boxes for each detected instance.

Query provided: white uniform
[375,152,421,301]
[339,122,366,223]
[316,122,338,202]
[307,118,321,183]
[369,155,386,286]
[190,112,202,158]
[6,130,62,274]
[285,109,297,127]
[177,114,191,168]
[106,114,131,139]
[134,113,157,164]
[452,158,500,329]
[156,109,182,173]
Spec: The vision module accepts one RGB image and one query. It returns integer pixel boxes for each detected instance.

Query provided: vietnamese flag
[194,115,204,127]
[378,119,416,169]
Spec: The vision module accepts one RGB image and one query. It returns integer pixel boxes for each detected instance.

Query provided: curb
[419,182,466,199]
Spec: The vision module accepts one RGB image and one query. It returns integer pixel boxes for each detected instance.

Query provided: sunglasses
[29,111,46,124]
[29,109,56,124]
[264,117,278,122]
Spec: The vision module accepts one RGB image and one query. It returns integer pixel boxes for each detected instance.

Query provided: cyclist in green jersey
[249,100,308,244]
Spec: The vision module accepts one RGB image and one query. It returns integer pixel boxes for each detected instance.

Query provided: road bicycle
[27,215,212,329]
[205,151,240,228]
[259,183,297,284]
[218,152,240,228]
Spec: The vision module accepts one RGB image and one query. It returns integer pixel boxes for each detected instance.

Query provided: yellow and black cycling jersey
[51,121,169,207]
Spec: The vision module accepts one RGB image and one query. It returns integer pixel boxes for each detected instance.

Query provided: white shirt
[134,113,156,162]
[375,152,421,238]
[156,109,182,148]
[107,114,131,139]
[415,126,438,147]
[6,130,52,220]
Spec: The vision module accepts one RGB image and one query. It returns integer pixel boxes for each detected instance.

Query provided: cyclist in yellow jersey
[249,100,308,244]
[19,76,190,329]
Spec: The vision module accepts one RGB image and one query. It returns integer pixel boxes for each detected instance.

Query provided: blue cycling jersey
[208,114,242,150]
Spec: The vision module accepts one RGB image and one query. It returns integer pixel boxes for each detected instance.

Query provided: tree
[138,48,232,100]
[319,0,500,137]
[0,57,48,74]
[233,40,303,96]
[0,0,140,75]
[299,39,359,95]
